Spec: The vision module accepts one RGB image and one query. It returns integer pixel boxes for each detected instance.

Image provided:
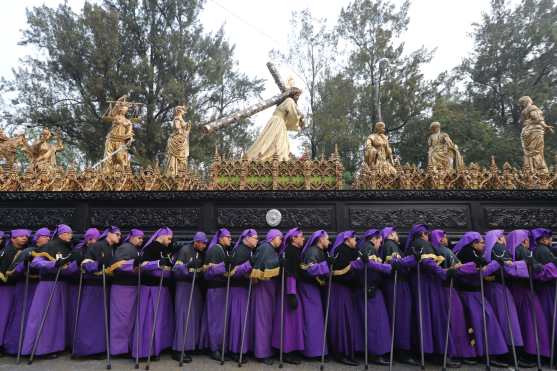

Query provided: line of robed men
[0,223,556,369]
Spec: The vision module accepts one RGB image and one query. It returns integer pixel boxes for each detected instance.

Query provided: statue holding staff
[102,96,136,173]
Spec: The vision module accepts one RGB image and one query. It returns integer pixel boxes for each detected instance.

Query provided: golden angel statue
[102,96,135,173]
[26,128,64,171]
[427,122,464,171]
[519,96,554,173]
[164,105,191,176]
[364,122,397,175]
[245,87,304,161]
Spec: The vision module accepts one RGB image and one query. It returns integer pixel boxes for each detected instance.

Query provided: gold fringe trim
[385,253,401,262]
[332,264,351,276]
[421,253,445,265]
[31,251,56,261]
[250,267,280,280]
[104,260,127,274]
[299,263,327,285]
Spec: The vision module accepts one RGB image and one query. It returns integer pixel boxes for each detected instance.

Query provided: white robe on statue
[245,97,301,161]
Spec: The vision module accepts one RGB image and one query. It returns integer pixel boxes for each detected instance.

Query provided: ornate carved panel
[349,205,470,230]
[217,207,334,229]
[90,208,200,229]
[0,208,75,228]
[485,207,557,229]
[0,190,556,202]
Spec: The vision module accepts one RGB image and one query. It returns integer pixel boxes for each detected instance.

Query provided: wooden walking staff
[202,62,303,134]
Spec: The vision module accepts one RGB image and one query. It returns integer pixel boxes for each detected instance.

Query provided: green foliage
[1,0,555,173]
[310,0,437,173]
[3,0,263,169]
[456,0,557,164]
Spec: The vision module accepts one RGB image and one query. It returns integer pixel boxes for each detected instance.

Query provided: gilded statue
[0,128,10,142]
[0,132,28,170]
[364,122,397,176]
[102,96,135,173]
[245,87,304,161]
[427,122,464,172]
[164,105,191,176]
[26,128,64,171]
[519,96,553,173]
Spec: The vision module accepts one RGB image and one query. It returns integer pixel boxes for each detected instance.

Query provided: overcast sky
[0,0,517,144]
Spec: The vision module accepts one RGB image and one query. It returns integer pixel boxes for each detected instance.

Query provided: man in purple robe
[429,230,478,365]
[271,227,305,364]
[531,228,557,361]
[453,232,509,367]
[72,227,113,357]
[227,229,257,363]
[3,228,48,355]
[22,224,74,357]
[203,228,233,361]
[108,227,145,358]
[380,227,419,366]
[506,229,551,360]
[325,231,361,366]
[133,227,174,359]
[250,229,282,365]
[0,229,31,354]
[483,229,533,367]
[404,224,438,362]
[355,229,392,365]
[172,231,208,362]
[299,230,330,359]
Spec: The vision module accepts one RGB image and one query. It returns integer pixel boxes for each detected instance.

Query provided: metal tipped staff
[16,262,31,364]
[551,279,557,370]
[238,262,253,367]
[101,262,112,370]
[363,252,369,370]
[527,257,542,371]
[479,266,491,371]
[442,276,454,371]
[134,253,142,369]
[92,140,133,169]
[415,248,425,370]
[320,253,335,371]
[389,267,398,371]
[179,253,199,367]
[278,252,286,369]
[28,265,63,365]
[497,259,519,371]
[71,268,84,357]
[145,258,166,371]
[220,251,234,365]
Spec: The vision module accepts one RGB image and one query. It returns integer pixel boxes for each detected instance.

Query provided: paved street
[0,353,517,371]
